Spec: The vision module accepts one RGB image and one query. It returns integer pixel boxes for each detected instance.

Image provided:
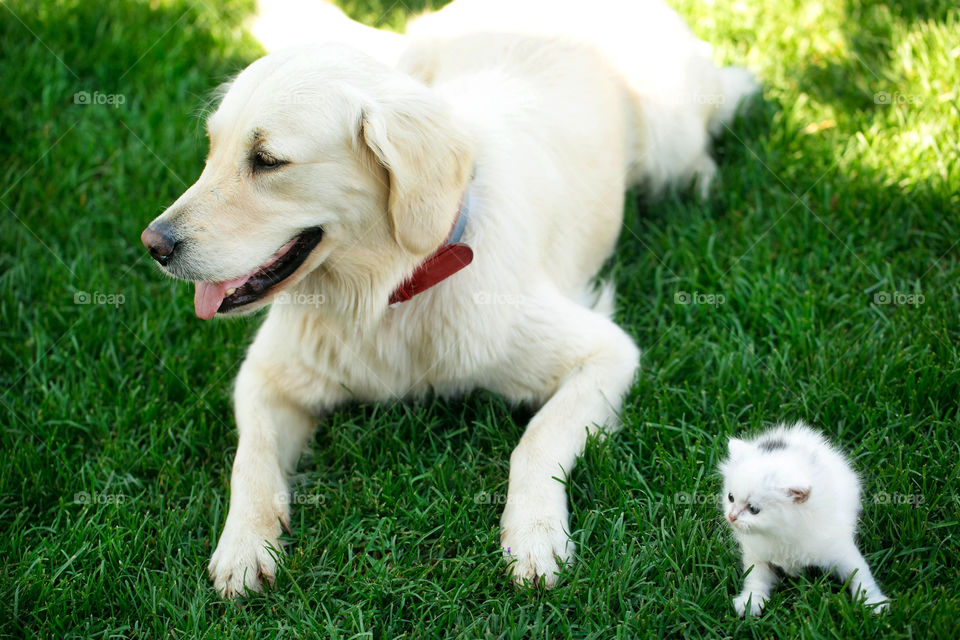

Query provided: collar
[388,189,474,305]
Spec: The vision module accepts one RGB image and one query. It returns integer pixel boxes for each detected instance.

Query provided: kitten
[720,421,890,616]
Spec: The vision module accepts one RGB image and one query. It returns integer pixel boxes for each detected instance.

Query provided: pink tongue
[193,274,252,320]
[192,237,299,320]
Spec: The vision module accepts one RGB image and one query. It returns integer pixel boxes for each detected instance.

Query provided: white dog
[250,0,405,64]
[142,0,756,598]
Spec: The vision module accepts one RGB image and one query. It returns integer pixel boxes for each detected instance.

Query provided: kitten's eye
[728,493,734,503]
[252,151,286,171]
[748,504,760,515]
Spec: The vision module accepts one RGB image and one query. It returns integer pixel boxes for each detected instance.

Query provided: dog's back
[409,0,757,196]
[399,32,633,300]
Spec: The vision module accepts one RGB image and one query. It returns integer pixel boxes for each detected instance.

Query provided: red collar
[388,192,474,305]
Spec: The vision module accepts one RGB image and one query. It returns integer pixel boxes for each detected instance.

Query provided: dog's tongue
[191,237,299,320]
[194,274,251,320]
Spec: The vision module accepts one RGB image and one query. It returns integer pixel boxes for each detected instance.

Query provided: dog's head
[141,44,472,321]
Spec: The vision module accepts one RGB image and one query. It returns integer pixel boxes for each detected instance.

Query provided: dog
[249,0,405,65]
[141,0,756,598]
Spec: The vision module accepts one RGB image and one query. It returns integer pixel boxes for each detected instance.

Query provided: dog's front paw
[733,591,767,617]
[500,501,573,588]
[208,517,284,599]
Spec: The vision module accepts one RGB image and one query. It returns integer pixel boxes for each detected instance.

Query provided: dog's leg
[207,360,316,598]
[498,298,639,587]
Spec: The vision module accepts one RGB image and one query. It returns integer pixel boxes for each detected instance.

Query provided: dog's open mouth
[193,227,324,319]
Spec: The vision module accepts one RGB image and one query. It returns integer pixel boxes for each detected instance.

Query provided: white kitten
[720,421,890,616]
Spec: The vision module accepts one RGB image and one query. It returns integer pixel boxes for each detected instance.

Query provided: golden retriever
[141,0,756,598]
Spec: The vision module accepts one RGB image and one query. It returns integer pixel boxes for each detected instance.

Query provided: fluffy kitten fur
[720,421,890,616]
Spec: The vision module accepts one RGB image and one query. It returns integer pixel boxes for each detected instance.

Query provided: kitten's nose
[727,514,737,523]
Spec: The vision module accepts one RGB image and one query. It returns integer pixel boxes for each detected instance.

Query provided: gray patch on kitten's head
[757,438,787,452]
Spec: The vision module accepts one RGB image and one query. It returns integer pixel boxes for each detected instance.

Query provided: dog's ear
[359,86,472,255]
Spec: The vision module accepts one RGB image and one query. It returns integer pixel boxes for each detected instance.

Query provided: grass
[1,0,958,637]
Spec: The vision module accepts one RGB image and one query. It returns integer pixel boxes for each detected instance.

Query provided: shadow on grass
[795,0,959,115]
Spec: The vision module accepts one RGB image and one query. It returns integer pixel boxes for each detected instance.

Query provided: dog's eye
[748,504,760,515]
[252,151,286,171]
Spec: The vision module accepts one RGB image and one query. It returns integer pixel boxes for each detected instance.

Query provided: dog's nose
[141,223,179,266]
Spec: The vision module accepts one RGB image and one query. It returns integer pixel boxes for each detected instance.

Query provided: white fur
[407,0,758,196]
[250,0,406,65]
[146,0,755,598]
[720,422,890,616]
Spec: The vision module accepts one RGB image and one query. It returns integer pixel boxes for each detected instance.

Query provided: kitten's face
[722,483,776,534]
[720,437,812,535]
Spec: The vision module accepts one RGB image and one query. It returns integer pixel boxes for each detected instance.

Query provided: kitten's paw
[208,516,285,599]
[500,500,573,588]
[733,592,767,617]
[866,594,891,613]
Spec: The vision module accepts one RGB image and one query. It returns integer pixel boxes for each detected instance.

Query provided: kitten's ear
[727,438,752,460]
[782,486,811,504]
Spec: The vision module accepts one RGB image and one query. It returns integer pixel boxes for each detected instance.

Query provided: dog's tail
[708,66,759,137]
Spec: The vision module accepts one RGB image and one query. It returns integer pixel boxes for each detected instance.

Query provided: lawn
[1,0,958,637]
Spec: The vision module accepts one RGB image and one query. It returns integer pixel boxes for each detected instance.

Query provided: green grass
[1,0,959,637]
